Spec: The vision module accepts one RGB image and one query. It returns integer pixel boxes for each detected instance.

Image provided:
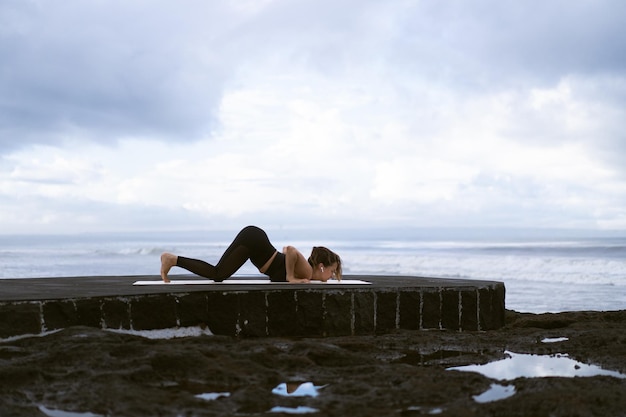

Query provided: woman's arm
[283,246,312,283]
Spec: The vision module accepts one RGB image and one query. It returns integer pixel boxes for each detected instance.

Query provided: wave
[345,240,626,253]
[3,235,626,284]
[100,247,169,256]
[342,252,626,287]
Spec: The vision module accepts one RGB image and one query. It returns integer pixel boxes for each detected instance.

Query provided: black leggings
[176,226,282,282]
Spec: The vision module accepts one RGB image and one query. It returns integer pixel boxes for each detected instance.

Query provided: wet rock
[0,311,625,416]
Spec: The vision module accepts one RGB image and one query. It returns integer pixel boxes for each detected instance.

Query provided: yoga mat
[133,279,371,285]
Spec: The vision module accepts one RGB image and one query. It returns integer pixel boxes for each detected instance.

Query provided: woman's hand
[288,277,311,284]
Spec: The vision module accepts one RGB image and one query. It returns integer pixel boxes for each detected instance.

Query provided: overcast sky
[1,0,626,235]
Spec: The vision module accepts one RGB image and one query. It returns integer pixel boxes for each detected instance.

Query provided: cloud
[400,1,626,85]
[2,0,625,150]
[0,0,243,150]
[1,0,626,233]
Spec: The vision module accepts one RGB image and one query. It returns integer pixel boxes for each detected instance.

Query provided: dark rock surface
[1,310,625,417]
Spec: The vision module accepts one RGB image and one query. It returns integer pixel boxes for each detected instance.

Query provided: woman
[160,225,342,283]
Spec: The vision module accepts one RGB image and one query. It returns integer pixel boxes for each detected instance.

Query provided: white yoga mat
[133,279,371,286]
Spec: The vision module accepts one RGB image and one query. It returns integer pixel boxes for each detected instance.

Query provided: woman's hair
[308,246,342,280]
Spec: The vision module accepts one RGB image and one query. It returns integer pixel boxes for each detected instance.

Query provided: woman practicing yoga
[160,225,342,283]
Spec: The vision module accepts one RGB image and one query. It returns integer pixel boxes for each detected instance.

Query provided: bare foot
[160,253,177,283]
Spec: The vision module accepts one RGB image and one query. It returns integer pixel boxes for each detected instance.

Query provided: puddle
[472,383,516,403]
[404,406,444,414]
[541,337,569,343]
[272,382,326,398]
[106,326,213,339]
[269,406,320,414]
[270,382,324,414]
[38,406,103,417]
[448,350,626,404]
[1,330,63,343]
[195,392,230,401]
[448,350,626,380]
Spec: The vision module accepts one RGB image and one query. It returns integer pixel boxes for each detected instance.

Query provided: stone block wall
[0,283,505,338]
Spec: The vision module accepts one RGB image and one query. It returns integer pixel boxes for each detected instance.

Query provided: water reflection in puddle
[405,406,444,414]
[270,382,324,414]
[272,382,326,398]
[38,406,103,417]
[472,383,516,403]
[448,350,626,404]
[269,406,320,414]
[541,337,569,343]
[195,392,231,401]
[448,350,626,380]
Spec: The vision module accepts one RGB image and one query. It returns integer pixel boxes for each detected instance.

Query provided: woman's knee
[239,225,263,239]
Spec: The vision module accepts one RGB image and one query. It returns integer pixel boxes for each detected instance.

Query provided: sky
[1,0,626,236]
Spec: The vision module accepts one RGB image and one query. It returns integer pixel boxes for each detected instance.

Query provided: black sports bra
[265,252,287,282]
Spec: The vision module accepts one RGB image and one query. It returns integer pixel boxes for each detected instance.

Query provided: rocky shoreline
[1,310,625,417]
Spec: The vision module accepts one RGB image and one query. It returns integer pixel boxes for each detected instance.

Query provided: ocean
[1,231,624,314]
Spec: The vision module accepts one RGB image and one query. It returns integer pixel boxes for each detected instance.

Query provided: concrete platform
[0,275,505,338]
